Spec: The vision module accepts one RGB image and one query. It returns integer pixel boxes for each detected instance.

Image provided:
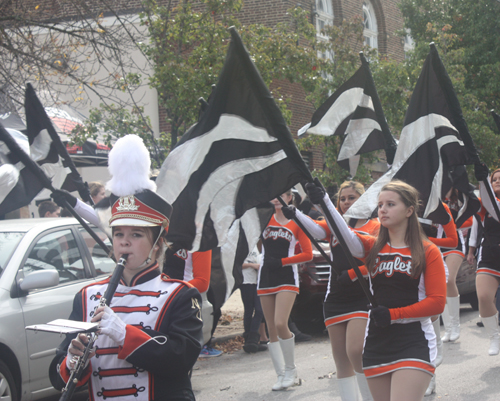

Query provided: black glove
[264,256,282,269]
[337,270,353,286]
[281,205,296,220]
[474,162,489,182]
[305,179,326,204]
[368,305,391,328]
[51,189,77,208]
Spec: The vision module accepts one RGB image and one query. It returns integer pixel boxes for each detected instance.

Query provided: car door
[17,226,96,397]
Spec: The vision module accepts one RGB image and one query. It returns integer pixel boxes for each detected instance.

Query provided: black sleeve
[118,286,203,378]
[49,290,85,390]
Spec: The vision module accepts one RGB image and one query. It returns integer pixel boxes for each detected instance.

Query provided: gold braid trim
[109,213,169,226]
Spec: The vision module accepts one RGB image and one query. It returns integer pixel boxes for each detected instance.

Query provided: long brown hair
[336,181,365,215]
[365,180,428,279]
[490,169,500,197]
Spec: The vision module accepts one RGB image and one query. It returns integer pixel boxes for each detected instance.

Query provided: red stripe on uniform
[364,360,435,378]
[442,250,465,258]
[118,325,153,359]
[325,312,368,327]
[477,268,500,278]
[257,286,299,296]
[155,284,185,331]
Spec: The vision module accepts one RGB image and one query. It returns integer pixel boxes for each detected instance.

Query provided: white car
[0,218,212,401]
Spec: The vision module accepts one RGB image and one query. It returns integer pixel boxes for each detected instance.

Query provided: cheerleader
[468,165,500,355]
[290,181,379,400]
[306,180,446,401]
[421,202,458,396]
[440,188,473,343]
[257,189,313,391]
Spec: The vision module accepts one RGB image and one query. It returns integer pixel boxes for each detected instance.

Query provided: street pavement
[192,305,500,401]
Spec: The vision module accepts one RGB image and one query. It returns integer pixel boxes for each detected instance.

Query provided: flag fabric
[448,165,481,228]
[0,124,45,215]
[345,44,477,224]
[156,27,311,254]
[210,203,274,303]
[24,84,93,204]
[298,53,397,177]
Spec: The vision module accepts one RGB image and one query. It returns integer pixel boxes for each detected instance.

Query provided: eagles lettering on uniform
[354,234,446,378]
[321,218,380,328]
[257,216,313,296]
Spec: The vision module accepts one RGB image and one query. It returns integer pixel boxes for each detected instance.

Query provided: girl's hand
[96,306,127,345]
[66,333,95,370]
[466,253,475,265]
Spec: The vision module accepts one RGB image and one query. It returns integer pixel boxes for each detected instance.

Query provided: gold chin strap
[137,226,165,269]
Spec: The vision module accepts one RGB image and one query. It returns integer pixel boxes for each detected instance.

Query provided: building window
[316,0,334,40]
[363,2,378,49]
[404,29,414,59]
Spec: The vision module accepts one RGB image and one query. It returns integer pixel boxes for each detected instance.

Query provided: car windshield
[0,232,25,277]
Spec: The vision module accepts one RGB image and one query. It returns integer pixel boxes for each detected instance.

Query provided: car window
[24,229,86,285]
[0,232,25,278]
[78,227,115,276]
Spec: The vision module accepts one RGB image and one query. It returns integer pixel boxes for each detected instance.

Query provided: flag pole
[277,196,342,277]
[0,127,112,258]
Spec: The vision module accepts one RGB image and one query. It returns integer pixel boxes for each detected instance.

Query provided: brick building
[155,0,408,172]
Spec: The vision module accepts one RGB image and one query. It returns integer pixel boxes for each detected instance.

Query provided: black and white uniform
[50,264,203,401]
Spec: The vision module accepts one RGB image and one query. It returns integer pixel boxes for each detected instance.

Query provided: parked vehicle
[0,217,212,401]
[292,242,479,333]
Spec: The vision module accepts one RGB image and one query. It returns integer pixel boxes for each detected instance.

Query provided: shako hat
[105,135,172,228]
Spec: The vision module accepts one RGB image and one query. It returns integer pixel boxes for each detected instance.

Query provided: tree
[399,0,500,172]
[0,0,152,122]
[139,0,319,153]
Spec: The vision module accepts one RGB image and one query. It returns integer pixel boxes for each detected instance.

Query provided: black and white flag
[345,44,477,224]
[299,53,397,177]
[24,84,70,200]
[0,123,45,215]
[156,27,311,254]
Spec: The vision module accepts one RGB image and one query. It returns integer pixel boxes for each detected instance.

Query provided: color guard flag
[156,27,310,253]
[298,53,397,177]
[345,44,477,224]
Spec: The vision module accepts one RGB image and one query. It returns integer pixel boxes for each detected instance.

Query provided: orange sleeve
[428,204,458,249]
[458,215,473,230]
[389,244,446,321]
[282,223,313,266]
[189,250,212,293]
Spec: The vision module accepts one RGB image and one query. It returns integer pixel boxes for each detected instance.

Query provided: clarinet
[59,254,129,401]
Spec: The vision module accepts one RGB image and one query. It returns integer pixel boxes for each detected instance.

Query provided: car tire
[0,359,18,401]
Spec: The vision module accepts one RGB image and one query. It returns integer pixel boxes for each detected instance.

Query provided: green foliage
[399,0,500,175]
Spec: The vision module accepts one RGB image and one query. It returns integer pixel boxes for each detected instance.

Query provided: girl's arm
[428,204,458,249]
[189,250,212,293]
[281,225,313,265]
[292,208,328,240]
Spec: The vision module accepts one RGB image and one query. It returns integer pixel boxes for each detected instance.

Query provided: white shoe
[338,376,359,401]
[268,341,285,390]
[448,296,460,342]
[355,372,373,401]
[425,375,436,396]
[432,318,444,367]
[441,303,452,342]
[279,334,298,389]
[482,315,500,356]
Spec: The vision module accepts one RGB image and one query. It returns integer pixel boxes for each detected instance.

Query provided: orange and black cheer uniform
[49,263,203,401]
[476,198,500,277]
[355,235,446,378]
[257,215,313,295]
[163,249,212,293]
[443,201,472,258]
[319,217,380,327]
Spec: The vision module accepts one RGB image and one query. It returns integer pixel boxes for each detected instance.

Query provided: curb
[212,332,244,345]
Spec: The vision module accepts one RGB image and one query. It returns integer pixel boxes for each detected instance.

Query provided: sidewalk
[212,289,245,346]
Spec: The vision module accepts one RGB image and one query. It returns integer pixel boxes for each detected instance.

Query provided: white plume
[106,135,156,196]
